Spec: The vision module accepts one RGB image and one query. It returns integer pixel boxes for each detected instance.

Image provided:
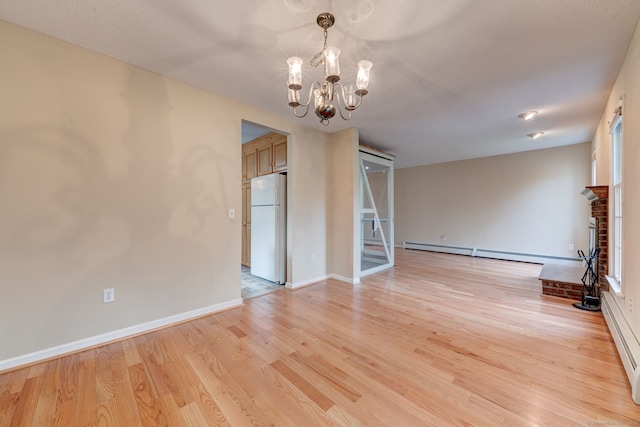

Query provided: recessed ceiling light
[527,131,544,139]
[518,111,538,120]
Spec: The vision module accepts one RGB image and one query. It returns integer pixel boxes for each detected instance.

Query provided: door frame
[358,149,394,277]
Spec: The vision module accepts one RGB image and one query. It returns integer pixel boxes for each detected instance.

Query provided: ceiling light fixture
[286,12,372,126]
[518,111,538,120]
[527,131,545,139]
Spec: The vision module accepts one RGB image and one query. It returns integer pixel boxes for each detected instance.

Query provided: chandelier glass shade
[286,13,372,125]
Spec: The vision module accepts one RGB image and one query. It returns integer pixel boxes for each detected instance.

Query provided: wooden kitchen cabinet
[242,132,287,182]
[273,139,287,172]
[243,149,257,184]
[257,143,273,176]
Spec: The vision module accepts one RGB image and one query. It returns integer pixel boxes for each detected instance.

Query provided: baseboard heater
[601,292,640,404]
[403,241,582,265]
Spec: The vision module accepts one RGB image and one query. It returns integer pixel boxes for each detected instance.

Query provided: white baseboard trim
[286,275,329,290]
[330,274,361,285]
[403,241,582,266]
[285,274,361,289]
[0,298,243,373]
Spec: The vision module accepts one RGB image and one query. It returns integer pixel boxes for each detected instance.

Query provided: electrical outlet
[630,297,634,314]
[103,288,115,304]
[568,244,574,251]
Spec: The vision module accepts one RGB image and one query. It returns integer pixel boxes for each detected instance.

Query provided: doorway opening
[241,120,288,299]
[359,149,394,277]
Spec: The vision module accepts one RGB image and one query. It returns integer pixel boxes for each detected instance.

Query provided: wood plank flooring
[2,249,639,426]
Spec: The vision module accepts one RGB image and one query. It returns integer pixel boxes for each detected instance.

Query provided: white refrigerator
[251,173,286,284]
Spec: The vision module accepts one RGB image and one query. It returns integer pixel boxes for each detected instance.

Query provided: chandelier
[286,12,373,126]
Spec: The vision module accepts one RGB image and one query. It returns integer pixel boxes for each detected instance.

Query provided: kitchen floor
[241,266,283,299]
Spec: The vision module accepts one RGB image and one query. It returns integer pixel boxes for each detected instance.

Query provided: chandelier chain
[323,27,328,52]
[310,28,329,68]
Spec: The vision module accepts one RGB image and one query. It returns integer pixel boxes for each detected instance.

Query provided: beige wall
[0,21,331,362]
[288,126,330,286]
[328,129,359,281]
[395,143,592,257]
[592,19,640,333]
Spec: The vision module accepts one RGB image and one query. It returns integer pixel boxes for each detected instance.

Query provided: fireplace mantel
[584,185,609,200]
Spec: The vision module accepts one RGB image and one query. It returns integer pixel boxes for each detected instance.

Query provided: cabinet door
[244,149,257,183]
[241,184,251,266]
[242,152,247,183]
[245,185,251,225]
[242,225,250,267]
[257,144,273,176]
[241,185,248,224]
[273,139,287,172]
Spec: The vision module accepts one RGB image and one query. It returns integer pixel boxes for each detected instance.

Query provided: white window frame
[608,103,623,294]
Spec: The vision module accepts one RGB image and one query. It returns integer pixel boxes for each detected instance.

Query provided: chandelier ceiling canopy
[286,12,372,126]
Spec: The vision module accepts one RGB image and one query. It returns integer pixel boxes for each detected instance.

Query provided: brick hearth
[539,264,584,301]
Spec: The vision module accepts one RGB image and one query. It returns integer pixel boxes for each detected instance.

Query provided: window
[610,104,623,292]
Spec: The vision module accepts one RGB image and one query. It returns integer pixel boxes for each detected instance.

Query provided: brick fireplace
[584,186,609,292]
[539,185,609,301]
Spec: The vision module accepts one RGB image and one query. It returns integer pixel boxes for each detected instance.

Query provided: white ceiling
[2,0,639,168]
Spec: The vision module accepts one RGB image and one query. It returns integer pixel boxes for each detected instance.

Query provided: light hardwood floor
[2,249,639,426]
